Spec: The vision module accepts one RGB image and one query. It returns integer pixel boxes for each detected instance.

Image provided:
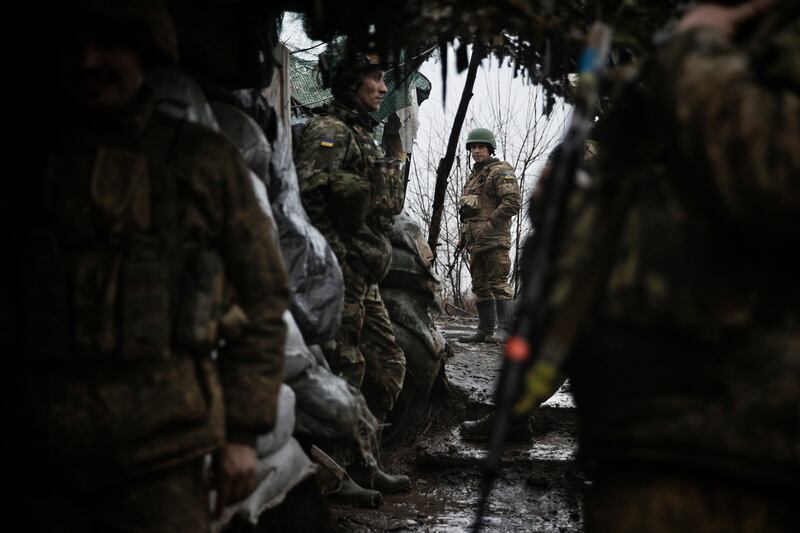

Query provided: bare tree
[480,70,568,295]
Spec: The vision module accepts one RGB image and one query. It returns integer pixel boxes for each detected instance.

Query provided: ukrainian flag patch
[320,139,335,148]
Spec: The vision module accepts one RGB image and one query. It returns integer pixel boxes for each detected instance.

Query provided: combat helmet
[465,128,497,153]
[67,0,178,66]
[319,41,388,101]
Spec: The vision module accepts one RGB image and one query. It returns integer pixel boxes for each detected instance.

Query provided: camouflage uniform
[296,99,406,421]
[459,158,522,302]
[551,4,800,530]
[9,89,289,530]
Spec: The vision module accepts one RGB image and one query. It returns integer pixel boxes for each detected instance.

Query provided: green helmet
[465,128,496,152]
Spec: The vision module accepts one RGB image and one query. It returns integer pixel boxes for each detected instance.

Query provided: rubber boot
[486,299,515,344]
[460,411,532,442]
[348,461,411,494]
[458,300,496,343]
[328,474,383,508]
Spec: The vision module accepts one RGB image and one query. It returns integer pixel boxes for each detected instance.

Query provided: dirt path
[331,315,584,532]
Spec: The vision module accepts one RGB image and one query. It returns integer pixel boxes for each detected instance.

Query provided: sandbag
[282,310,317,382]
[379,215,452,444]
[382,247,439,298]
[211,102,271,183]
[289,364,377,443]
[387,212,436,270]
[271,116,343,345]
[381,287,445,359]
[148,67,220,128]
[212,439,316,532]
[256,385,296,458]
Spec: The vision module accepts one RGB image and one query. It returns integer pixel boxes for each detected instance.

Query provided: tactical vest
[328,104,406,230]
[459,160,504,222]
[14,113,230,485]
[21,116,224,362]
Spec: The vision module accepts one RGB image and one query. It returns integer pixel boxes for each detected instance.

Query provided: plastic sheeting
[256,385,296,458]
[270,116,343,345]
[283,315,378,465]
[212,439,316,531]
[380,215,451,441]
[213,386,317,529]
[148,68,220,128]
[388,213,437,274]
[211,102,271,183]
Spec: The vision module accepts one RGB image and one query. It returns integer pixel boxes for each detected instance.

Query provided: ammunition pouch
[459,194,481,221]
[330,170,371,230]
[370,158,405,226]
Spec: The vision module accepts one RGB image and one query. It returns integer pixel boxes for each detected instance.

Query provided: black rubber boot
[348,461,411,494]
[460,411,532,442]
[458,300,497,343]
[487,299,515,344]
[328,474,383,508]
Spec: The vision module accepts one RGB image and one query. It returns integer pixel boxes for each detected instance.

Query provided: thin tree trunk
[427,42,484,263]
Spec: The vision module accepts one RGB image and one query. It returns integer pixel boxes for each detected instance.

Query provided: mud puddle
[332,315,584,532]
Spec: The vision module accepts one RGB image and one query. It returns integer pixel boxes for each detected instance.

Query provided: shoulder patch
[319,139,335,148]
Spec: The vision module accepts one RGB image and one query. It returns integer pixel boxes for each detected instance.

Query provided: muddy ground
[331,315,585,533]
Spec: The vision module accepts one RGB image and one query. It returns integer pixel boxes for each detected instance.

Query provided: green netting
[290,55,430,122]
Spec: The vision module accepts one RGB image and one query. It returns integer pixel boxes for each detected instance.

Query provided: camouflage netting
[282,0,686,107]
[290,54,432,122]
[167,1,685,106]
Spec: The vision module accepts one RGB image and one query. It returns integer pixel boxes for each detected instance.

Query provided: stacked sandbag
[281,311,379,465]
[209,100,343,345]
[380,213,452,442]
[212,385,317,532]
[267,116,343,345]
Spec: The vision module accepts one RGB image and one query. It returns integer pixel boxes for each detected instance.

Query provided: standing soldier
[295,45,410,493]
[458,128,522,344]
[8,1,289,529]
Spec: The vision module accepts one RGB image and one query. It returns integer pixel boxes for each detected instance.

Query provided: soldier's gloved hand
[214,442,260,518]
[676,0,774,37]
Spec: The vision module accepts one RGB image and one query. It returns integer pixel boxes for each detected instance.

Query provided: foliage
[282,0,685,104]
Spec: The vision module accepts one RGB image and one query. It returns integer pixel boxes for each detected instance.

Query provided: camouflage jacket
[559,5,800,485]
[459,158,521,254]
[296,100,405,283]
[9,94,289,486]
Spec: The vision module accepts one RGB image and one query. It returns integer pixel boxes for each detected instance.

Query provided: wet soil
[331,315,584,532]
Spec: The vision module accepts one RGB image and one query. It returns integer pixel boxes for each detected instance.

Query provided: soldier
[7,1,289,529]
[457,128,522,344]
[546,0,799,530]
[295,45,410,493]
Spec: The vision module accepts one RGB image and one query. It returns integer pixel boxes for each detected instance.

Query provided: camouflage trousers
[37,458,210,532]
[585,469,796,533]
[329,262,406,421]
[468,246,513,302]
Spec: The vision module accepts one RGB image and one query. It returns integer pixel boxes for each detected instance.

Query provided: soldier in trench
[457,127,522,345]
[295,44,411,495]
[6,1,289,529]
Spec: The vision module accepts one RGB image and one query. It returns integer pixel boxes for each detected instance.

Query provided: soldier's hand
[214,443,260,518]
[676,0,774,37]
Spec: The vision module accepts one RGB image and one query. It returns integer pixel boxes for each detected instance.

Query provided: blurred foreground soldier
[8,1,289,529]
[552,1,799,530]
[457,128,521,344]
[295,46,410,493]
